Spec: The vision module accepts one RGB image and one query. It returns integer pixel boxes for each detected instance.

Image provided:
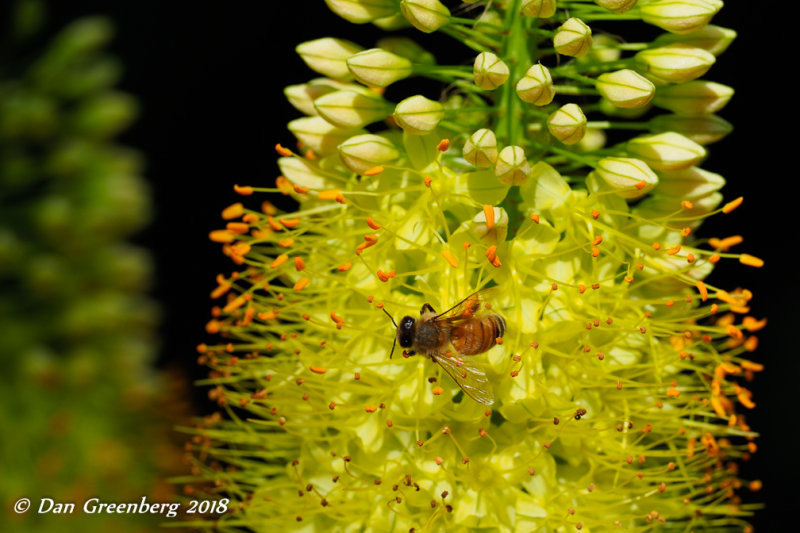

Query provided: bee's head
[398,315,416,348]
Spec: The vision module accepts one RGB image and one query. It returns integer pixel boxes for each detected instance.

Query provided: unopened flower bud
[516,64,554,105]
[393,94,444,134]
[296,38,364,79]
[285,82,337,116]
[347,48,413,87]
[495,146,530,186]
[652,80,733,116]
[578,34,621,64]
[554,18,592,58]
[595,157,658,198]
[654,25,736,56]
[576,128,607,153]
[626,132,706,172]
[473,52,510,90]
[654,166,724,200]
[649,114,732,145]
[547,104,586,145]
[376,37,435,65]
[314,90,392,129]
[324,0,399,23]
[521,0,557,18]
[289,116,362,155]
[594,0,637,13]
[463,128,498,168]
[596,69,655,108]
[338,133,400,174]
[641,0,722,35]
[372,13,411,30]
[400,0,450,33]
[635,44,715,84]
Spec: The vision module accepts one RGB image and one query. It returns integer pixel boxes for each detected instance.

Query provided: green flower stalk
[1,3,168,532]
[189,1,763,531]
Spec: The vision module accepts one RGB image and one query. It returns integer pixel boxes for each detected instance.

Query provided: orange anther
[364,166,384,176]
[275,143,293,156]
[318,189,342,200]
[294,257,306,271]
[337,262,352,272]
[652,242,661,250]
[634,180,647,190]
[530,213,540,223]
[578,284,586,294]
[278,238,295,248]
[681,200,694,210]
[667,387,680,397]
[222,203,244,220]
[293,184,309,194]
[739,254,764,268]
[366,217,381,230]
[681,227,691,237]
[209,230,235,243]
[592,236,603,246]
[309,365,327,374]
[722,196,743,213]
[280,218,300,229]
[233,184,253,195]
[432,386,444,395]
[591,209,599,219]
[442,250,459,268]
[267,216,283,231]
[591,247,599,258]
[270,254,289,269]
[424,176,433,187]
[666,244,681,255]
[696,281,708,301]
[483,205,495,230]
[709,235,743,251]
[365,405,378,413]
[437,139,450,151]
[226,222,249,234]
[742,316,767,332]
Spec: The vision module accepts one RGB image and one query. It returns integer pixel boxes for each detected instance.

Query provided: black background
[31,1,796,528]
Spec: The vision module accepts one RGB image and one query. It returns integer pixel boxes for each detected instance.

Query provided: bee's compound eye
[398,316,415,348]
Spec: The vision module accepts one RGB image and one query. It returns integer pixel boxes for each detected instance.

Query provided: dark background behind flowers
[17,0,793,528]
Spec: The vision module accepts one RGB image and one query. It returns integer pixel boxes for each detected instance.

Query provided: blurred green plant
[187,1,763,531]
[1,2,168,531]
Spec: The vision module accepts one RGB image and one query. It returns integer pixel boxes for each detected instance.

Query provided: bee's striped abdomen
[451,314,505,355]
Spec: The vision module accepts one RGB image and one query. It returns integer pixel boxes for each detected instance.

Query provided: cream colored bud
[400,0,450,33]
[372,13,411,30]
[495,146,531,186]
[285,83,337,116]
[626,132,706,172]
[346,48,413,87]
[338,133,400,174]
[653,25,736,56]
[655,166,724,199]
[641,0,722,35]
[463,128,498,168]
[652,80,733,116]
[324,0,398,23]
[516,64,554,105]
[314,90,392,129]
[393,94,444,134]
[576,128,607,153]
[635,44,715,84]
[596,69,656,109]
[376,37,435,64]
[521,0,557,18]
[595,157,658,198]
[296,38,364,79]
[289,116,362,155]
[547,103,587,145]
[594,0,637,13]
[649,114,731,145]
[475,9,503,34]
[473,52,510,90]
[554,18,592,58]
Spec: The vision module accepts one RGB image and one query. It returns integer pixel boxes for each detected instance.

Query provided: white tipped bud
[289,116,362,155]
[554,18,592,58]
[516,64,554,105]
[596,69,656,109]
[285,83,337,116]
[635,44,715,84]
[495,146,531,186]
[314,90,392,129]
[338,133,400,174]
[463,128,498,168]
[346,48,413,88]
[652,80,733,116]
[641,0,722,35]
[521,0,557,18]
[296,38,364,79]
[400,0,450,33]
[594,0,637,13]
[393,94,444,134]
[473,52,510,90]
[649,114,732,145]
[324,0,399,23]
[653,25,736,56]
[595,157,659,198]
[655,166,725,199]
[626,132,706,172]
[547,103,587,145]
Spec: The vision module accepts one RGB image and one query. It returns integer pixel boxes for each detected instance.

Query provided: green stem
[495,0,532,147]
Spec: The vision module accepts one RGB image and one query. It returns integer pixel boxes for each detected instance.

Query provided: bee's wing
[431,351,494,406]
[434,288,496,322]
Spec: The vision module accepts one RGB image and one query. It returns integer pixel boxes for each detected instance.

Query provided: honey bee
[384,290,505,406]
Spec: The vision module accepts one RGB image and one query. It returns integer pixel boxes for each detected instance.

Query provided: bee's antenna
[382,307,398,359]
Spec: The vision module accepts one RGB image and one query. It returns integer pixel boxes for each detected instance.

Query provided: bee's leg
[420,303,436,315]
